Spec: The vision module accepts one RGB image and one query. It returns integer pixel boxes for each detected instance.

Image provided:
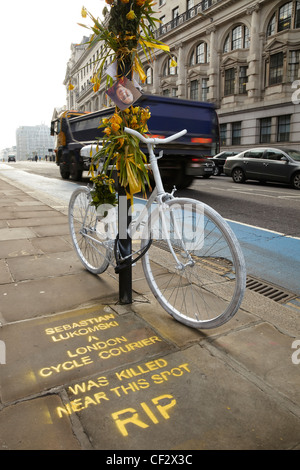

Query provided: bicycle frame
[69,127,246,329]
[80,127,190,269]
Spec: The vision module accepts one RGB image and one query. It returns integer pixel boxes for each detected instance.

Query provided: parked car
[185,155,215,180]
[211,151,238,175]
[194,156,215,178]
[8,155,16,162]
[224,147,300,189]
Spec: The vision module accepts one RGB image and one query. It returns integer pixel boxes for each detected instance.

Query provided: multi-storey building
[16,124,55,161]
[64,0,300,152]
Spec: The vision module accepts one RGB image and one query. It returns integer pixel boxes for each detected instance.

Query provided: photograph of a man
[106,76,141,110]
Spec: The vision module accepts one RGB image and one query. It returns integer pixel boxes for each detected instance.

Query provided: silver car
[224,147,300,189]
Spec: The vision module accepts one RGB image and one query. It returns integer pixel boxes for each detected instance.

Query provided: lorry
[51,94,219,189]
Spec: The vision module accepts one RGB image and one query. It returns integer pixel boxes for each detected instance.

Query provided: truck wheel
[59,163,70,179]
[161,168,194,190]
[70,154,82,181]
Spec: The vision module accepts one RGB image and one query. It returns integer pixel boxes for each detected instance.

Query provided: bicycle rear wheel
[141,198,246,329]
[69,187,110,274]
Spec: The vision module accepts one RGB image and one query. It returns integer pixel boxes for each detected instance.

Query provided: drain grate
[246,275,297,304]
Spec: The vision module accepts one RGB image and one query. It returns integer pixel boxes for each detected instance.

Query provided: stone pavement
[0,175,300,451]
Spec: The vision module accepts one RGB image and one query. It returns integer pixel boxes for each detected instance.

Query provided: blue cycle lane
[227,219,300,306]
[131,196,300,311]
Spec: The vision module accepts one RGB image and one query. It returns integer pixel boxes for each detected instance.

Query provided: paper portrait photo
[106,76,142,110]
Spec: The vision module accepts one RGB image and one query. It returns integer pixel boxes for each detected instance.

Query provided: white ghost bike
[69,127,246,329]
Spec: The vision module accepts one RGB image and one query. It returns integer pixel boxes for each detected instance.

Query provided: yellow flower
[81,6,87,18]
[104,127,111,136]
[170,57,177,68]
[130,116,138,128]
[111,113,123,125]
[126,10,136,20]
[68,82,74,91]
[136,0,146,5]
[111,122,120,133]
[117,138,125,149]
[120,0,130,3]
[93,81,100,92]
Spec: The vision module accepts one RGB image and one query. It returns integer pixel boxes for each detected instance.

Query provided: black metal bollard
[118,187,132,304]
[117,58,132,305]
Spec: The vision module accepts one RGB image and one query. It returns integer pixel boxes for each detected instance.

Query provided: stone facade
[64,0,300,152]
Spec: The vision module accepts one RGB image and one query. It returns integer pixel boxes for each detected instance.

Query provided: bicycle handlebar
[124,127,187,145]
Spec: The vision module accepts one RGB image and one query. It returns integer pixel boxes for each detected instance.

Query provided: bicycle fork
[159,204,195,271]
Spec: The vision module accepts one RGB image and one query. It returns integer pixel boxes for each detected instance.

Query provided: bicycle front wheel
[141,198,246,329]
[69,187,110,274]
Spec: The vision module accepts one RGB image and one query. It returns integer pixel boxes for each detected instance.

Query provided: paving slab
[6,250,82,281]
[8,216,67,228]
[62,345,300,450]
[0,239,43,258]
[0,305,173,403]
[31,236,73,254]
[0,227,37,241]
[0,396,81,450]
[31,224,70,237]
[131,292,257,348]
[211,322,300,406]
[0,271,118,323]
[0,208,55,220]
[0,260,12,284]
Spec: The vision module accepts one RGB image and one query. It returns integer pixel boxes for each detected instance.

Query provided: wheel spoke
[142,198,246,329]
[69,187,110,274]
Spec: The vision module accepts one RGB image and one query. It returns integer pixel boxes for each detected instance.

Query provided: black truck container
[51,94,219,189]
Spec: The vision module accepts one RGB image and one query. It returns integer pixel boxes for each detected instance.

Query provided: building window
[232,122,241,145]
[203,0,212,10]
[260,118,272,143]
[269,52,283,85]
[163,57,178,76]
[172,7,179,27]
[278,2,293,31]
[296,2,300,28]
[190,80,198,100]
[197,43,206,63]
[277,115,291,142]
[288,50,300,81]
[239,66,248,94]
[232,26,243,50]
[267,1,300,37]
[223,25,250,53]
[224,68,235,96]
[187,0,194,9]
[189,42,209,66]
[146,67,152,85]
[220,124,227,146]
[267,14,276,36]
[202,78,209,101]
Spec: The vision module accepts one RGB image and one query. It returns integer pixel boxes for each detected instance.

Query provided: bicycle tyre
[69,187,110,274]
[141,198,246,329]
